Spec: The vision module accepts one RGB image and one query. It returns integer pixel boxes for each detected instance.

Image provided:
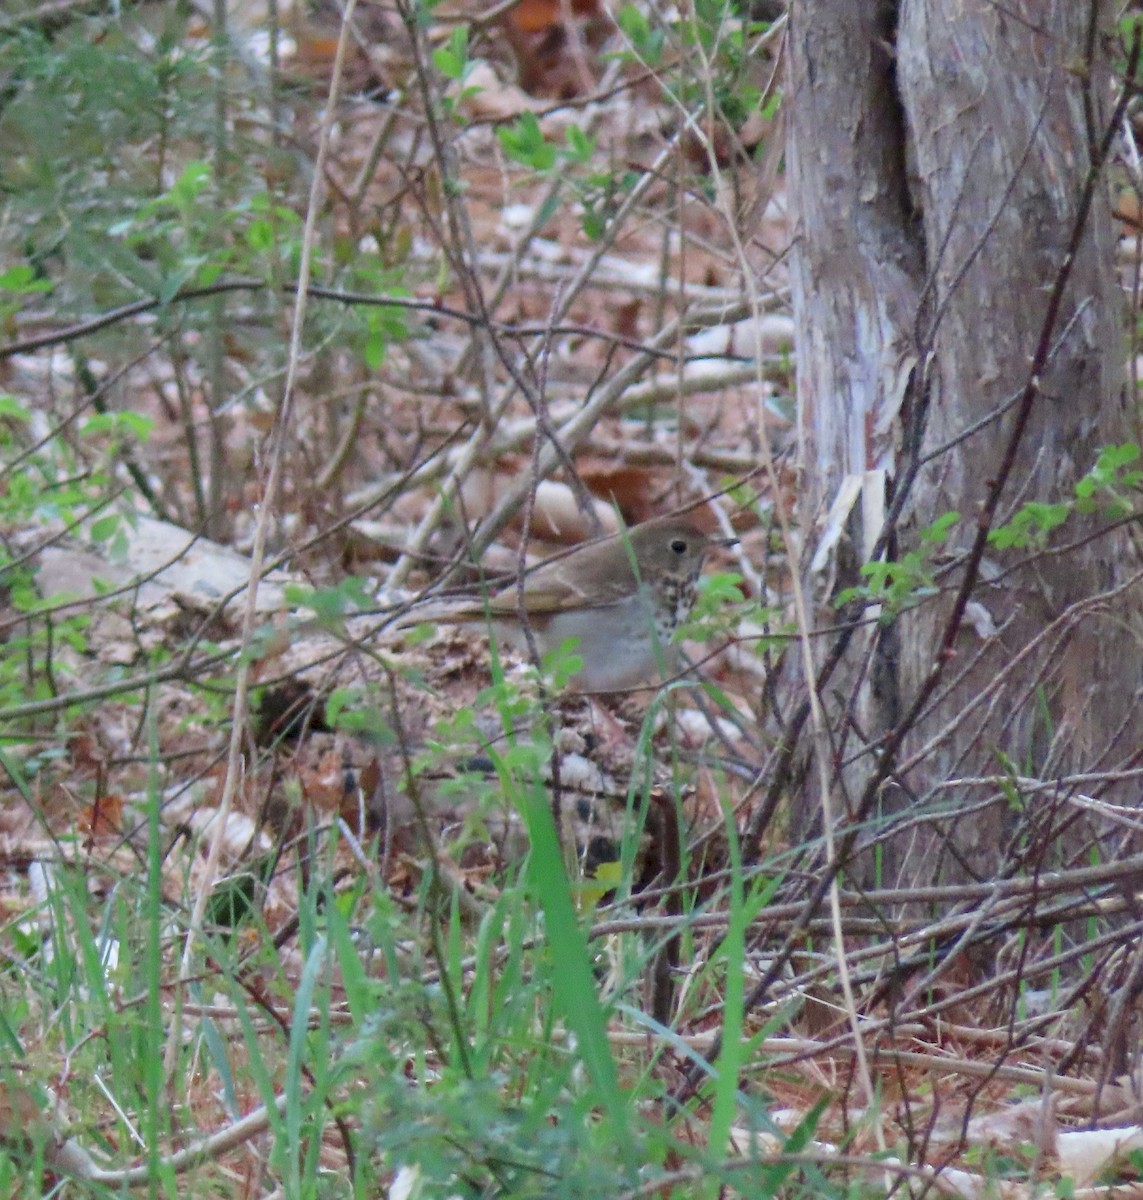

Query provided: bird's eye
[670,537,688,554]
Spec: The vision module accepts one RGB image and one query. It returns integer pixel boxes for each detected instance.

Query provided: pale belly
[493,591,676,692]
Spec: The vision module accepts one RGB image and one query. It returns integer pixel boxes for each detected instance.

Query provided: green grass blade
[521,784,633,1162]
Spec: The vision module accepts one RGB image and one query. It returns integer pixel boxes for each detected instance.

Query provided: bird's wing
[480,578,596,615]
[405,579,582,622]
[412,535,640,620]
[493,543,640,612]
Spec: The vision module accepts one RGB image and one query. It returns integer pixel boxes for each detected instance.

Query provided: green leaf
[919,510,960,543]
[617,4,664,63]
[988,501,1071,550]
[246,218,274,251]
[564,124,596,163]
[756,1096,830,1195]
[89,514,121,543]
[540,638,584,690]
[1097,443,1139,471]
[116,411,154,441]
[581,206,605,240]
[167,160,210,213]
[79,414,116,437]
[617,4,649,40]
[364,327,386,369]
[0,265,52,295]
[0,395,31,422]
[159,258,203,304]
[498,112,557,171]
[432,26,469,81]
[78,411,154,442]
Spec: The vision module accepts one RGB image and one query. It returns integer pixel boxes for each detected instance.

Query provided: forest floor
[1,2,1142,1196]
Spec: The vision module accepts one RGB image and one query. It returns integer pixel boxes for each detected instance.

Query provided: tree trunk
[785,0,1143,888]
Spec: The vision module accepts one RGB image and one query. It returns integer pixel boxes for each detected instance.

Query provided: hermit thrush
[411,517,716,692]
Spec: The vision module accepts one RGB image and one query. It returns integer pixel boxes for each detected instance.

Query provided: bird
[407,516,718,692]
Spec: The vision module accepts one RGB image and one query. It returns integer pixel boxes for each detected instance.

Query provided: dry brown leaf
[574,462,661,522]
[79,793,125,840]
[506,0,600,33]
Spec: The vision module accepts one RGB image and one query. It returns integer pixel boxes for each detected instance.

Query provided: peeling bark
[786,0,1143,886]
